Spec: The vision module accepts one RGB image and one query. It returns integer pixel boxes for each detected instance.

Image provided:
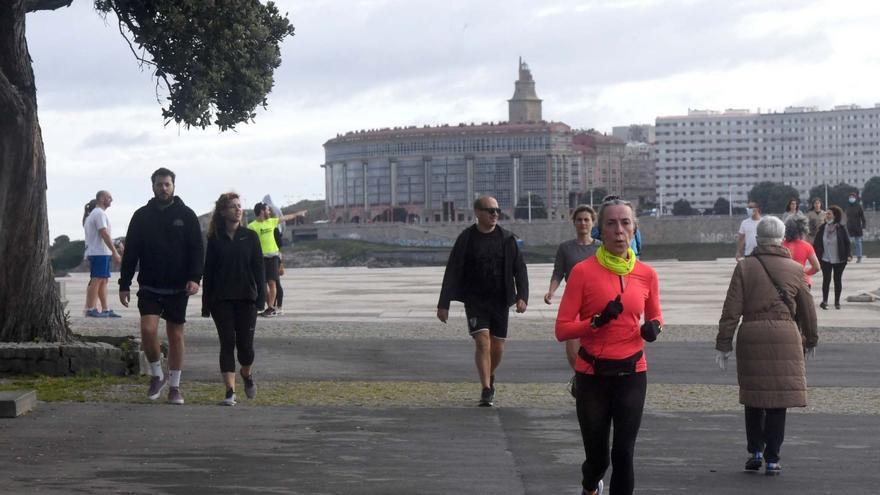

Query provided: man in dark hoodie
[119,168,204,405]
[437,196,528,407]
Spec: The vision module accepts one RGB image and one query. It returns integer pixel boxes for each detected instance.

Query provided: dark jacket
[812,222,851,263]
[716,244,818,408]
[845,202,867,237]
[119,196,204,291]
[202,226,266,315]
[437,224,528,309]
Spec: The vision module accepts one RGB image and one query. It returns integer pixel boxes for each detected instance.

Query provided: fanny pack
[578,347,643,376]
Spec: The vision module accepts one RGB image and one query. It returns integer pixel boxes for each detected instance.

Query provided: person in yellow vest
[247,202,298,317]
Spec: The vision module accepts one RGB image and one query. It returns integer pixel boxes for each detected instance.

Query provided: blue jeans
[852,236,863,259]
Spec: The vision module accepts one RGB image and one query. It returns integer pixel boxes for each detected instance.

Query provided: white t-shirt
[739,217,760,256]
[84,207,112,256]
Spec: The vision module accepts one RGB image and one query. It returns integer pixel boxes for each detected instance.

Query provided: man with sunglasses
[438,196,529,407]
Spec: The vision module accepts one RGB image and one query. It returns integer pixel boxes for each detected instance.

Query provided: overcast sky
[25,0,880,239]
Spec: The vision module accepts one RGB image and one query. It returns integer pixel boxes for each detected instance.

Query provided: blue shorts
[88,255,111,279]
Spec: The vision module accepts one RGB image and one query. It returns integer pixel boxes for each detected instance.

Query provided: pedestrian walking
[782,218,819,289]
[119,168,204,405]
[736,201,762,261]
[202,192,265,406]
[805,197,825,241]
[716,216,818,476]
[555,197,663,495]
[82,190,122,317]
[845,192,867,263]
[544,204,599,395]
[813,205,852,310]
[781,198,805,224]
[437,196,528,407]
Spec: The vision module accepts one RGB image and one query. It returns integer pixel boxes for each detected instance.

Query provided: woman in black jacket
[812,205,852,310]
[202,192,266,405]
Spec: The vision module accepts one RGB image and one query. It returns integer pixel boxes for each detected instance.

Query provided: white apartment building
[655,105,880,211]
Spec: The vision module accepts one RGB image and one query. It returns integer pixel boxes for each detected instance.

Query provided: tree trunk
[0,0,71,342]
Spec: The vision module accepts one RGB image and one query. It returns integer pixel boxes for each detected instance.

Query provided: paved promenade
[2,260,879,493]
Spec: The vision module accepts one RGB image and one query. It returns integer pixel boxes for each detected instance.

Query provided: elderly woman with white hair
[715,216,818,476]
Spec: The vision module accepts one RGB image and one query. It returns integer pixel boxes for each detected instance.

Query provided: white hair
[756,216,785,246]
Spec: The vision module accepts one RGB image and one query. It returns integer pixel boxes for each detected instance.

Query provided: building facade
[621,142,656,207]
[568,132,625,206]
[322,61,575,223]
[656,105,880,211]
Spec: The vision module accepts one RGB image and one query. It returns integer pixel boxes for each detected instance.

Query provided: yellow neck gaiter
[596,245,636,276]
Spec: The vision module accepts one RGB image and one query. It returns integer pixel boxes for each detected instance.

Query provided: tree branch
[24,0,73,13]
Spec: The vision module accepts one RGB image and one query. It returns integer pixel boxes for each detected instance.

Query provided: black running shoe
[765,462,781,475]
[243,374,257,399]
[744,452,763,471]
[479,387,494,407]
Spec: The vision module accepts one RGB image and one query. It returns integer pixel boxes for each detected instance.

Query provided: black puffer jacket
[438,224,528,309]
[119,196,204,291]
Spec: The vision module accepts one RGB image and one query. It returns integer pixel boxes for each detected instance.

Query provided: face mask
[849,197,856,204]
[826,218,834,224]
[745,208,753,217]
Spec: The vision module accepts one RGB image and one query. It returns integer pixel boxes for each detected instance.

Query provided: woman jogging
[544,205,599,395]
[202,192,266,406]
[555,197,663,495]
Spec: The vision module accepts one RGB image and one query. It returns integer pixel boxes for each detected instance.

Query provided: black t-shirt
[463,228,505,304]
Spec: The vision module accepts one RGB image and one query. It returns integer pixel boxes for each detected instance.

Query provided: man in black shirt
[438,196,528,406]
[119,168,204,405]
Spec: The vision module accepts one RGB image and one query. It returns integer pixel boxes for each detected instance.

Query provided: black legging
[210,300,257,373]
[745,406,787,463]
[575,372,647,495]
[275,277,283,308]
[819,260,846,305]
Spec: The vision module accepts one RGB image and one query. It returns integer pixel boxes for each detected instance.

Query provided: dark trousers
[276,278,284,307]
[744,406,787,463]
[210,300,257,373]
[819,260,846,305]
[576,372,647,495]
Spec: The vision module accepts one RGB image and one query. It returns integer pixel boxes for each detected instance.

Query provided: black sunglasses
[479,207,502,215]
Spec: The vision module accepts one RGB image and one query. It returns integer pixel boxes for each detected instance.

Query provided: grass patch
[3,377,877,413]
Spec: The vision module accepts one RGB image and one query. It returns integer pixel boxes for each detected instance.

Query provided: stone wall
[0,342,127,376]
[316,211,880,247]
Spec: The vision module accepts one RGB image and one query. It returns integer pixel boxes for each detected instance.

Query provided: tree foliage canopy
[808,182,858,209]
[514,193,548,219]
[94,0,295,130]
[672,198,694,216]
[859,176,880,208]
[712,197,730,215]
[748,182,800,213]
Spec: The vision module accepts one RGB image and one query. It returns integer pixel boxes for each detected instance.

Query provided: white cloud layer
[22,0,880,239]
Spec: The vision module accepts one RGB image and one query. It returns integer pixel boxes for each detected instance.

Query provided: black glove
[640,319,662,342]
[591,295,624,328]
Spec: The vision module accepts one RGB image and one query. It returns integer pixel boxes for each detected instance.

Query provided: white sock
[149,361,163,380]
[169,370,182,388]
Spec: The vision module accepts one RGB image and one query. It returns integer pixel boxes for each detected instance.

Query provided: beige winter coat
[716,244,819,408]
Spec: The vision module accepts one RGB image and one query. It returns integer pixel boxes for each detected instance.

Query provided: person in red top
[555,197,663,495]
[782,218,819,289]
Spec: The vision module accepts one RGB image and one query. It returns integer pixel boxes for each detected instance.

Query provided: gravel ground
[72,318,880,344]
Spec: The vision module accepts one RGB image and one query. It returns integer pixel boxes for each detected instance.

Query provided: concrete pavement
[2,260,879,493]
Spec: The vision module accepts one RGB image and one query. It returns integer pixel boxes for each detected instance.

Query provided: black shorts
[137,289,189,324]
[465,303,509,340]
[264,257,280,282]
